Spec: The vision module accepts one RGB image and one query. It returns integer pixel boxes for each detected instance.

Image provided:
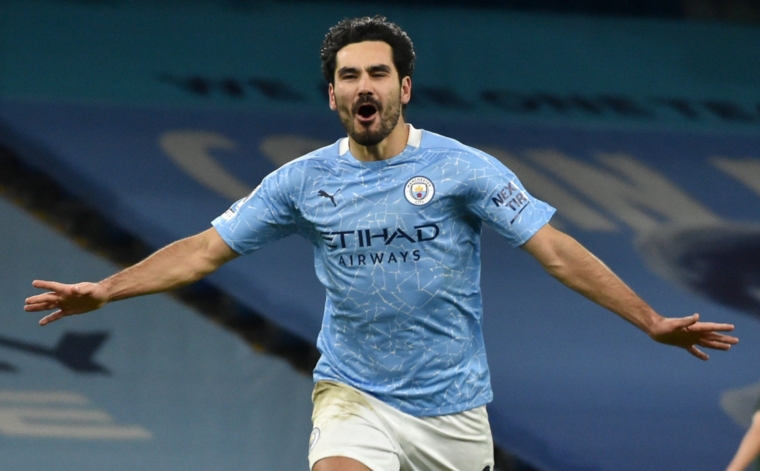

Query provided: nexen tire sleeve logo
[404,176,435,205]
[491,181,532,223]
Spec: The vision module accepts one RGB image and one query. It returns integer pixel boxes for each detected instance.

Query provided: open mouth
[356,103,378,122]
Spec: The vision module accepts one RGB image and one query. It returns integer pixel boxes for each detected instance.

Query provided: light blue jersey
[212,125,555,417]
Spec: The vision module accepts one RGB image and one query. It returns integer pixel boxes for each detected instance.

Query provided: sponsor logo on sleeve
[221,209,236,221]
[221,185,260,220]
[490,181,531,223]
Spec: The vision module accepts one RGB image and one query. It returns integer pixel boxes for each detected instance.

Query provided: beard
[337,92,402,147]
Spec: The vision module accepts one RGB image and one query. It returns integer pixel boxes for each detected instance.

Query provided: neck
[349,119,409,162]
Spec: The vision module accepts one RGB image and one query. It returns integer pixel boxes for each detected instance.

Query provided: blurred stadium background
[2,1,760,470]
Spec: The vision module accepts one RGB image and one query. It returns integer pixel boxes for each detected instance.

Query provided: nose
[357,74,374,97]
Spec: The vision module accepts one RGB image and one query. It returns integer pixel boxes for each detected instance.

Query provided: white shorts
[308,381,494,471]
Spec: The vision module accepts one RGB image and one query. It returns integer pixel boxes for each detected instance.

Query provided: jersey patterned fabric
[212,125,555,417]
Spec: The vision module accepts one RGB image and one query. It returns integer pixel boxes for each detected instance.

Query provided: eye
[336,69,358,81]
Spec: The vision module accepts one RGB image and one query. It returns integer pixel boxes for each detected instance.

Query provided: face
[329,41,411,147]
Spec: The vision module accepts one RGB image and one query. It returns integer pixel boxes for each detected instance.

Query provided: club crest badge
[404,176,435,206]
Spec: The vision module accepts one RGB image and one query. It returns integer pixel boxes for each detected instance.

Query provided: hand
[649,313,738,360]
[24,280,108,326]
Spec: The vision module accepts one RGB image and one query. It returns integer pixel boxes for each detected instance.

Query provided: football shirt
[212,125,555,416]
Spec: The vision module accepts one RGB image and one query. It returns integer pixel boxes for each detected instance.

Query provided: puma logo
[318,189,340,207]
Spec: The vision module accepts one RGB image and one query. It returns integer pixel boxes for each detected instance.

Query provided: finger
[25,292,61,305]
[31,280,69,292]
[687,345,709,361]
[39,310,64,326]
[71,283,95,296]
[686,322,736,332]
[697,339,733,350]
[702,332,739,344]
[24,301,60,312]
[670,314,700,331]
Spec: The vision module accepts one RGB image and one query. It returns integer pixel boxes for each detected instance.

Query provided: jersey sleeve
[211,165,301,255]
[465,150,556,247]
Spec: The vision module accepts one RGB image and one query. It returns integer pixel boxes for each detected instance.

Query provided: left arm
[726,411,760,471]
[520,224,738,360]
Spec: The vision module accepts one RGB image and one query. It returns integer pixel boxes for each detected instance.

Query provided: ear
[400,76,412,106]
[328,83,337,111]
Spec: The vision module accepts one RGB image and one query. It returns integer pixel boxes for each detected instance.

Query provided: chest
[297,166,457,252]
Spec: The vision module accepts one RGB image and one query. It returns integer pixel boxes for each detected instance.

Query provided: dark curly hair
[320,15,416,85]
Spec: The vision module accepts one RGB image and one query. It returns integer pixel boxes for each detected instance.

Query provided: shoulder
[277,139,342,171]
[263,139,342,182]
[417,128,508,172]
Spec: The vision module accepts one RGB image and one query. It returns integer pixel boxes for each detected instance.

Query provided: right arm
[727,411,760,471]
[24,227,238,325]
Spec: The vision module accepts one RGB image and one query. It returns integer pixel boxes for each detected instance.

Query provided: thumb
[673,313,700,330]
[71,282,96,296]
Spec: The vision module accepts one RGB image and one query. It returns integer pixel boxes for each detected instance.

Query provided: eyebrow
[336,64,392,77]
[366,64,392,74]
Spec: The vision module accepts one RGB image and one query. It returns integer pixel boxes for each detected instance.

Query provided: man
[25,16,738,471]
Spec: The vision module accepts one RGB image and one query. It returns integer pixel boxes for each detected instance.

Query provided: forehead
[335,41,395,71]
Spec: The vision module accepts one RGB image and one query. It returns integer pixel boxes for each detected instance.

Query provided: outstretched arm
[520,224,738,360]
[24,227,238,326]
[726,411,760,471]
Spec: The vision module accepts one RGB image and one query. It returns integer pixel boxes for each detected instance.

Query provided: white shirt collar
[339,124,421,156]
